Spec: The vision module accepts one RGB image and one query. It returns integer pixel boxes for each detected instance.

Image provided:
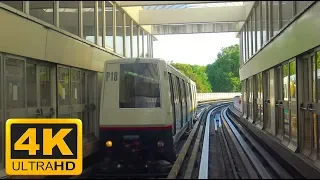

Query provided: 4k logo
[5,119,82,176]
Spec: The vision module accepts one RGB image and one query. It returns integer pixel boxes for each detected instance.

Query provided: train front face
[99,59,175,165]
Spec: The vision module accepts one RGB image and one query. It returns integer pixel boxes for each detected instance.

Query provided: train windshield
[119,63,161,108]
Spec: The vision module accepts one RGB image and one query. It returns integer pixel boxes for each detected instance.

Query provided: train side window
[185,82,190,121]
[168,73,176,135]
[174,75,182,130]
[180,79,187,125]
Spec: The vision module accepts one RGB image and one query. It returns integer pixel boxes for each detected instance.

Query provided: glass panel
[144,32,148,57]
[0,1,23,11]
[311,56,317,148]
[317,52,320,149]
[30,1,54,25]
[252,10,256,54]
[174,76,181,130]
[289,61,297,141]
[246,23,249,61]
[180,80,186,124]
[132,22,138,57]
[71,69,81,104]
[272,1,280,35]
[39,66,51,106]
[81,72,86,104]
[139,28,143,57]
[6,58,25,109]
[83,1,95,44]
[58,67,70,105]
[119,63,160,108]
[105,1,113,49]
[125,15,131,58]
[168,73,175,135]
[248,17,252,58]
[97,1,103,46]
[256,2,261,50]
[296,1,312,14]
[281,1,293,28]
[243,80,247,117]
[283,63,289,138]
[59,1,79,36]
[242,30,245,63]
[116,7,124,56]
[262,1,267,45]
[26,63,37,107]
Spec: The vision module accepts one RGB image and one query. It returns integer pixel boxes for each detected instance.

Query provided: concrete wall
[197,92,242,102]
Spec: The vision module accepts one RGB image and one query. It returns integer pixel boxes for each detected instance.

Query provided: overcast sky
[153,32,239,66]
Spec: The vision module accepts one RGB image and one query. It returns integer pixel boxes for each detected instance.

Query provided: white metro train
[99,58,197,165]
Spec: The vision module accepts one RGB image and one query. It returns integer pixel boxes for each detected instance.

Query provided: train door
[263,70,271,132]
[26,59,56,119]
[299,51,318,159]
[168,73,176,135]
[173,76,182,131]
[179,79,186,127]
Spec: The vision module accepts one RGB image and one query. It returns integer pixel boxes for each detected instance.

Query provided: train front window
[119,63,160,108]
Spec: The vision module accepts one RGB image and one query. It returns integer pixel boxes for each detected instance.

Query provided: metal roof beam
[139,6,246,25]
[116,1,223,7]
[151,22,241,35]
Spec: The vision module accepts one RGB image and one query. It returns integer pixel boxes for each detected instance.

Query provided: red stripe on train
[100,125,172,131]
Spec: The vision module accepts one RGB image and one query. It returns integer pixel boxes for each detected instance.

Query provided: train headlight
[157,141,164,147]
[106,141,112,148]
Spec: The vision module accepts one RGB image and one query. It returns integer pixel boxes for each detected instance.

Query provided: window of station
[30,1,54,25]
[119,63,160,108]
[262,1,267,45]
[245,24,249,61]
[116,7,124,56]
[125,15,132,58]
[316,51,320,149]
[144,32,148,57]
[248,15,252,58]
[289,61,297,142]
[83,1,95,44]
[59,1,79,36]
[256,73,263,127]
[26,63,37,107]
[98,1,103,46]
[242,28,246,62]
[0,1,23,12]
[139,28,143,57]
[252,9,256,54]
[281,1,293,28]
[105,1,113,49]
[272,1,280,35]
[256,2,261,50]
[296,1,313,15]
[132,22,138,57]
[242,80,247,118]
[283,63,290,139]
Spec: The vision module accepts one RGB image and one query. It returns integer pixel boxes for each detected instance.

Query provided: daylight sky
[153,32,239,66]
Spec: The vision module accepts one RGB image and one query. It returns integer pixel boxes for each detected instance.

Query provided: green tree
[170,63,212,93]
[206,44,241,92]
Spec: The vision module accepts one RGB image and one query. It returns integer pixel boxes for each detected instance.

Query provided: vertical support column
[54,1,59,27]
[102,1,106,48]
[113,3,116,53]
[123,13,126,57]
[259,1,263,48]
[266,1,269,41]
[79,1,83,38]
[250,14,253,57]
[130,20,133,58]
[254,6,257,53]
[142,30,145,58]
[137,27,140,57]
[23,1,29,14]
[269,1,274,38]
[279,1,282,28]
[240,33,243,66]
[95,1,98,45]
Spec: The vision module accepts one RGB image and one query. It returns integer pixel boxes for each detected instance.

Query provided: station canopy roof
[116,1,253,36]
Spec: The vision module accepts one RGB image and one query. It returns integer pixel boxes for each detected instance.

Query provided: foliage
[206,44,241,92]
[170,63,212,93]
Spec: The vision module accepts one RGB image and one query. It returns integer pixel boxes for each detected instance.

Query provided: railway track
[216,106,293,179]
[76,102,296,179]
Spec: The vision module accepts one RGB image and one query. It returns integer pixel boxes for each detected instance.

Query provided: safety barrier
[197,92,241,102]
